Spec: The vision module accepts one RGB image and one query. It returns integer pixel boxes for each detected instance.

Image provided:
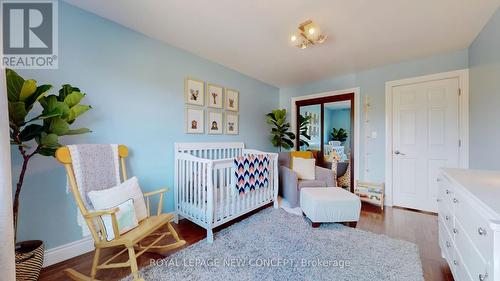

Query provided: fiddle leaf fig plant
[298,114,312,148]
[7,68,92,241]
[266,109,295,151]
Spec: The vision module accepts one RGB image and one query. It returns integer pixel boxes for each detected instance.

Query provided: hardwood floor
[39,204,453,281]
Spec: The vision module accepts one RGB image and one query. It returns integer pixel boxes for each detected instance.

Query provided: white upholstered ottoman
[300,187,361,227]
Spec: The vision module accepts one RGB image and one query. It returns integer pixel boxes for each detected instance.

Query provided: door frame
[384,69,469,207]
[291,87,360,187]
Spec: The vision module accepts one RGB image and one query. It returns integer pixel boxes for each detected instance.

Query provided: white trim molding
[43,236,94,267]
[384,69,469,207]
[290,87,361,184]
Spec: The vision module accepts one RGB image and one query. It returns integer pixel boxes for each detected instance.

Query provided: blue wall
[280,50,468,182]
[468,8,500,170]
[13,2,279,249]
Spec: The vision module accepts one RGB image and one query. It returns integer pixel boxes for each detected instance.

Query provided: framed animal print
[207,84,223,109]
[186,108,204,134]
[185,78,204,106]
[225,88,239,111]
[225,113,239,135]
[207,111,223,134]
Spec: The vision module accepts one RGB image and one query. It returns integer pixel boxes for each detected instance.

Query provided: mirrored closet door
[295,93,354,191]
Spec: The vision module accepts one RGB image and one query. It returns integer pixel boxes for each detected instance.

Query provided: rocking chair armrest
[84,207,120,218]
[143,187,169,198]
[84,208,121,239]
[143,187,169,216]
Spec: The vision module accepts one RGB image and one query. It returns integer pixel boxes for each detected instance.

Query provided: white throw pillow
[292,157,316,180]
[88,176,148,222]
[100,198,138,241]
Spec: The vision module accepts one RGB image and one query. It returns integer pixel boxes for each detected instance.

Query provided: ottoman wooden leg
[346,222,357,228]
[311,222,321,228]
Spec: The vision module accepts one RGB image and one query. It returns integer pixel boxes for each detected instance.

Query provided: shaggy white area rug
[123,208,424,281]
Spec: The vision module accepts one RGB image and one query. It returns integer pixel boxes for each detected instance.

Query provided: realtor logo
[2,0,58,68]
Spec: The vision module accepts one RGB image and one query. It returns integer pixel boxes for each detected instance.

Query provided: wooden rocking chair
[55,145,186,281]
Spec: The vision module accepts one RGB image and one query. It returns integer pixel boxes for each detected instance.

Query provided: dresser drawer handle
[445,241,451,248]
[453,198,458,203]
[478,227,487,236]
[479,273,488,281]
[445,215,449,221]
[446,189,451,194]
[453,260,458,266]
[453,228,458,234]
[437,178,442,182]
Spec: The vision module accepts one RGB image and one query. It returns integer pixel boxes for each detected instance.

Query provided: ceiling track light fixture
[289,20,327,49]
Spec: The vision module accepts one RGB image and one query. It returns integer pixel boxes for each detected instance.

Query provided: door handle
[394,150,406,155]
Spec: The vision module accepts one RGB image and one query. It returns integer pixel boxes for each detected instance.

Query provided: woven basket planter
[15,240,44,281]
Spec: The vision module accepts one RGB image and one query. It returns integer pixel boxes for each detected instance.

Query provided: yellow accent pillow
[290,151,313,168]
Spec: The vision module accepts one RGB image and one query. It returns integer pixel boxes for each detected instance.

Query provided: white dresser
[438,169,500,281]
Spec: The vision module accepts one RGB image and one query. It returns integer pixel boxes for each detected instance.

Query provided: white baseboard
[43,236,94,268]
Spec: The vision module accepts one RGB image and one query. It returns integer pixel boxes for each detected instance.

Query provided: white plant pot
[332,141,341,146]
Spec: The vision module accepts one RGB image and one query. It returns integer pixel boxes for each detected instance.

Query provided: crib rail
[174,143,278,243]
[175,142,244,160]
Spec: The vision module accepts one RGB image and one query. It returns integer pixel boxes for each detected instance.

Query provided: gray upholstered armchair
[278,152,336,208]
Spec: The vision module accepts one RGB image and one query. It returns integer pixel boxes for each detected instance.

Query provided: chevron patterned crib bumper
[234,154,270,194]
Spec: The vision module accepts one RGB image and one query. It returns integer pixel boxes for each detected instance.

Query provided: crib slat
[191,160,195,217]
[187,160,191,211]
[197,161,201,219]
[226,166,230,219]
[213,168,217,223]
[191,160,195,218]
[201,163,205,223]
[185,159,188,212]
[178,159,181,213]
[181,160,185,214]
[196,160,199,217]
[219,168,223,221]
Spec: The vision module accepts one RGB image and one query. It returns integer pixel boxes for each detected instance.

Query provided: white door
[392,78,460,212]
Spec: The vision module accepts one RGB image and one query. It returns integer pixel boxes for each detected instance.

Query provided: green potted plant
[266,109,295,152]
[7,69,92,280]
[331,127,348,146]
[298,114,312,149]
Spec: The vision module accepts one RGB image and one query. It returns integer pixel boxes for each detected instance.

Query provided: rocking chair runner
[55,145,186,281]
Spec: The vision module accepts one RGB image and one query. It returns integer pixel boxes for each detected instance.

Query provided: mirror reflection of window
[299,104,321,152]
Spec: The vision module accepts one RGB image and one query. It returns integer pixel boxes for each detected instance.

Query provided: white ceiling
[64,0,500,87]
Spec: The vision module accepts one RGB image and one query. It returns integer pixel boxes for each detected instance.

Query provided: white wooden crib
[174,142,279,243]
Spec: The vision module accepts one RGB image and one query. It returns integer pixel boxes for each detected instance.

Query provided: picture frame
[185,107,205,134]
[225,88,239,111]
[225,113,239,135]
[207,84,223,109]
[185,78,204,106]
[207,111,223,134]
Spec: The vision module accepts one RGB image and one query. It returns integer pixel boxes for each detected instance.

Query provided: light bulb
[308,28,315,35]
[289,33,301,47]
